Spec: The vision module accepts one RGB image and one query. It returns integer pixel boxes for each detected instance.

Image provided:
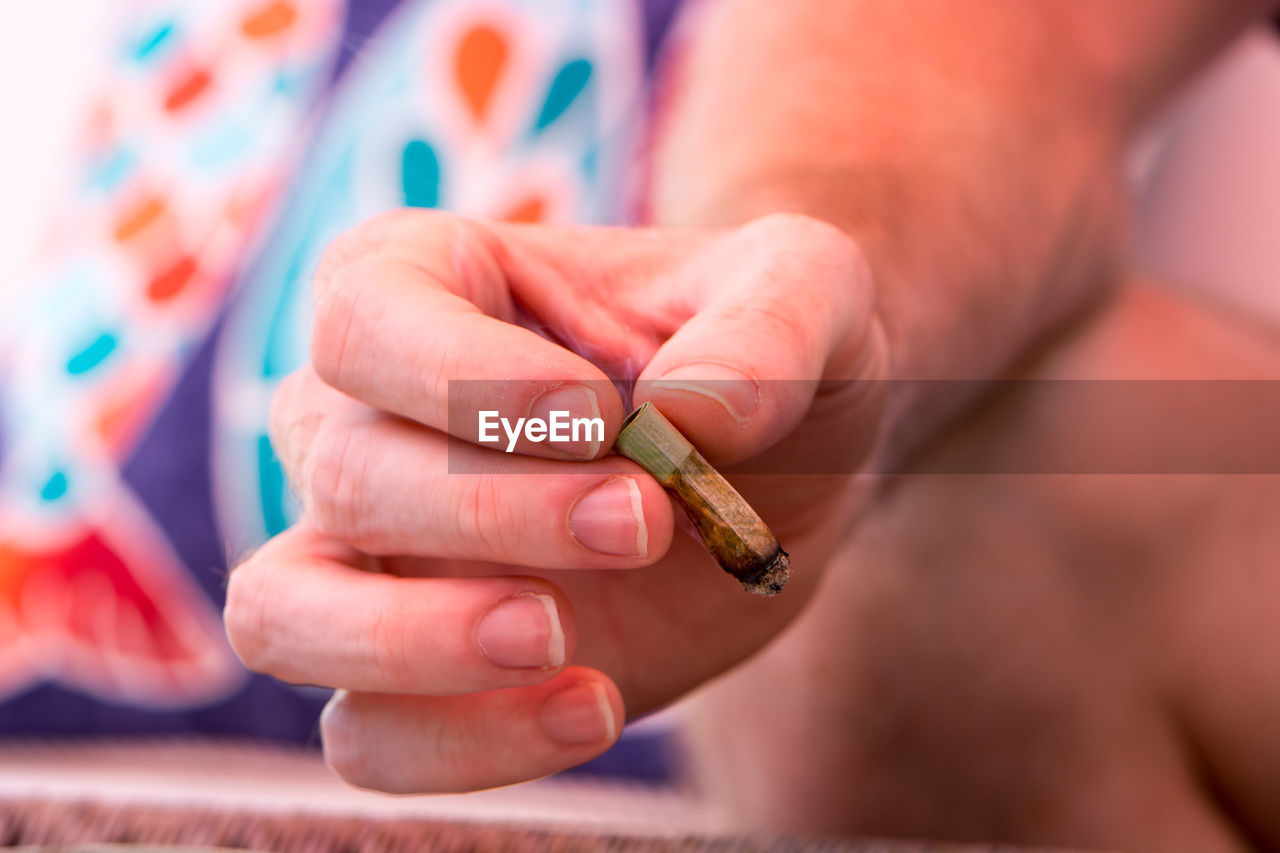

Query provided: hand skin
[224,0,1276,803]
[679,281,1280,850]
[225,211,886,792]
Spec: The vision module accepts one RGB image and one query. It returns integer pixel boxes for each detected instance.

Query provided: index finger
[310,210,626,459]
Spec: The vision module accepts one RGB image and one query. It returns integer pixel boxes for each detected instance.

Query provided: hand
[224,210,886,793]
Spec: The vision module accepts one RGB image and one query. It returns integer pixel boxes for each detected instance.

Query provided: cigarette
[612,402,789,596]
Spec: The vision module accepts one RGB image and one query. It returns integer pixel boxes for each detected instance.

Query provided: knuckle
[307,420,379,545]
[313,215,399,301]
[747,299,812,351]
[314,209,446,301]
[453,476,515,562]
[748,211,870,281]
[741,213,873,343]
[310,265,369,391]
[267,371,323,484]
[267,370,306,442]
[752,210,846,249]
[312,209,454,392]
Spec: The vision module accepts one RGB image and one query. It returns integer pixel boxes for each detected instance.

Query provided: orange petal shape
[455,24,508,123]
[502,195,547,224]
[112,196,167,244]
[146,255,198,303]
[94,366,166,457]
[241,0,298,40]
[164,67,212,113]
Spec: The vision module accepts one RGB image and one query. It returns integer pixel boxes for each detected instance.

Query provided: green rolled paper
[613,402,789,596]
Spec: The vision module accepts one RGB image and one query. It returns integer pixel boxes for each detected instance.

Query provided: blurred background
[7,7,1280,317]
[0,1,113,292]
[1,2,1280,847]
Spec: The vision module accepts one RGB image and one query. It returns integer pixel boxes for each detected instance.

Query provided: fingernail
[476,593,565,669]
[542,682,617,745]
[528,384,602,459]
[649,363,760,423]
[568,476,647,558]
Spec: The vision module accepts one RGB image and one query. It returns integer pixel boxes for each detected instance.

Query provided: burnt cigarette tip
[741,548,790,597]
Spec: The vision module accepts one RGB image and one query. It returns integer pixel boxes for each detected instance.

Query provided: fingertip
[566,472,674,564]
[633,469,677,563]
[637,368,757,463]
[633,370,812,466]
[318,689,362,786]
[266,368,326,495]
[525,378,625,461]
[647,362,760,425]
[461,375,626,461]
[540,667,624,749]
[319,670,626,794]
[474,583,576,673]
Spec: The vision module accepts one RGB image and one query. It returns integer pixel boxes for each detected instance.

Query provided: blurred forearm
[649,0,1274,464]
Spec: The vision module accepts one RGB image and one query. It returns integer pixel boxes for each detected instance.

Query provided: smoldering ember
[477,411,606,453]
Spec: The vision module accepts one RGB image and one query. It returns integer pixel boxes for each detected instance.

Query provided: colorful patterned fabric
[0,0,681,757]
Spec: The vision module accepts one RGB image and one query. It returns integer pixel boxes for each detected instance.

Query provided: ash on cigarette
[741,549,790,597]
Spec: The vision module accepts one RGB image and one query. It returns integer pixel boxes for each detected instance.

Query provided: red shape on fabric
[0,534,194,665]
[164,68,213,113]
[53,533,190,663]
[146,255,198,303]
[0,525,236,706]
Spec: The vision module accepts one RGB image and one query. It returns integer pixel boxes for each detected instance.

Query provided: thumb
[634,214,879,464]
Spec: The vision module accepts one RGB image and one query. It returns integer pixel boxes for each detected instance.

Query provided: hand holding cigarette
[226,210,885,795]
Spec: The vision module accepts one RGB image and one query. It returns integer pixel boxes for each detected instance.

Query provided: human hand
[224,210,887,793]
